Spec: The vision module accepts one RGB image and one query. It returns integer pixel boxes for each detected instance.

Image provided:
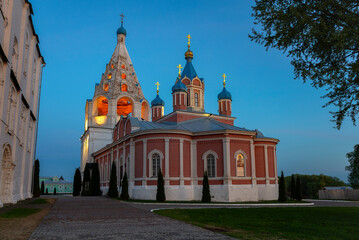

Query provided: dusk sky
[31,0,358,182]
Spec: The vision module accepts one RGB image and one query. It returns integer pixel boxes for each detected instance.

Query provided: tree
[59,176,64,181]
[108,161,119,198]
[120,172,129,200]
[156,169,166,202]
[201,171,211,203]
[290,174,296,199]
[278,171,287,202]
[346,144,359,188]
[41,181,45,195]
[54,188,57,195]
[73,168,82,196]
[45,188,48,195]
[91,163,102,196]
[33,159,40,197]
[250,0,359,129]
[81,164,91,196]
[295,175,302,201]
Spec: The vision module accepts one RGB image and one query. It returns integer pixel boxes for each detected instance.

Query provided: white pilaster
[274,146,278,185]
[264,145,269,185]
[142,139,147,185]
[222,137,231,184]
[165,138,169,185]
[179,139,184,185]
[250,139,257,186]
[191,140,197,185]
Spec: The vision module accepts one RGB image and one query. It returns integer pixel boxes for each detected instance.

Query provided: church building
[81,19,279,202]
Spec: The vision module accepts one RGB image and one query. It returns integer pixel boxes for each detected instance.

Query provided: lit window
[121,64,125,69]
[195,93,199,107]
[121,73,126,79]
[207,154,215,177]
[121,84,127,92]
[236,154,245,177]
[108,74,112,79]
[152,153,161,177]
[111,64,114,68]
[104,84,109,91]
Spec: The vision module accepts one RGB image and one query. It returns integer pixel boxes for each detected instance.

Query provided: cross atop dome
[222,73,227,87]
[120,13,125,23]
[117,13,127,36]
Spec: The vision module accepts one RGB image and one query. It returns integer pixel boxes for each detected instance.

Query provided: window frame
[234,150,247,177]
[202,150,218,178]
[147,149,164,178]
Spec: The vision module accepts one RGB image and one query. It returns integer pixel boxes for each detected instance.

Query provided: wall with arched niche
[0,144,15,204]
[141,101,149,121]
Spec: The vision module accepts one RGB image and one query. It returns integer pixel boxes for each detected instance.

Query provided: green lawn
[0,208,41,218]
[29,198,48,204]
[155,207,359,240]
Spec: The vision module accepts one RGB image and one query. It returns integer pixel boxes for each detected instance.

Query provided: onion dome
[172,78,187,93]
[185,48,193,61]
[117,22,127,36]
[217,87,232,100]
[151,94,165,107]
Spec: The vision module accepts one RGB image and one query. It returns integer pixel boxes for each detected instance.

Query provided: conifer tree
[290,174,296,199]
[41,181,45,195]
[120,172,129,200]
[201,171,211,203]
[108,161,119,198]
[156,169,166,202]
[45,188,48,195]
[295,175,302,201]
[81,164,90,196]
[91,163,102,196]
[73,168,82,196]
[278,171,287,202]
[33,159,41,197]
[54,188,57,195]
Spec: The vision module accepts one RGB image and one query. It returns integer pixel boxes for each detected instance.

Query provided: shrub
[156,169,166,202]
[290,174,296,199]
[45,188,48,195]
[296,175,302,201]
[278,171,287,202]
[108,161,119,198]
[91,163,102,196]
[33,159,40,197]
[120,172,129,200]
[81,164,91,196]
[202,171,211,202]
[54,188,57,195]
[73,168,81,196]
[40,181,45,195]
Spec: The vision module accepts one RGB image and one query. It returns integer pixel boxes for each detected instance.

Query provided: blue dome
[151,94,165,107]
[172,79,187,93]
[117,23,127,36]
[217,87,232,100]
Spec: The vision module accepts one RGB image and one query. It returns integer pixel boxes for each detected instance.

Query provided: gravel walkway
[29,197,234,240]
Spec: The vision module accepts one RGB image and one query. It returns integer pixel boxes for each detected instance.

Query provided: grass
[29,198,49,204]
[155,207,359,240]
[121,198,307,204]
[0,208,41,218]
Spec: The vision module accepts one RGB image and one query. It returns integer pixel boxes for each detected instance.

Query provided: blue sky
[31,0,358,182]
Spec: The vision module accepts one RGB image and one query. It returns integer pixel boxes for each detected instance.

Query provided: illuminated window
[121,84,127,92]
[236,154,245,177]
[97,96,108,116]
[121,64,125,69]
[111,64,114,68]
[108,74,112,79]
[104,84,109,91]
[121,73,126,79]
[152,153,161,177]
[207,154,215,177]
[117,97,132,116]
[195,93,199,107]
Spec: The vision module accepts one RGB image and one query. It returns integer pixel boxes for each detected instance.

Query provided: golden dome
[185,48,193,59]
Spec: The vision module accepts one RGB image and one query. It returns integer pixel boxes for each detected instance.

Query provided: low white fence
[319,189,359,200]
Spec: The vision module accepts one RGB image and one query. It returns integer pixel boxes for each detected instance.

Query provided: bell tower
[80,17,151,171]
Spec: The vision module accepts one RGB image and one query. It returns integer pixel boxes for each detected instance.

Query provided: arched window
[195,93,199,107]
[103,84,109,91]
[236,154,245,177]
[108,74,112,79]
[97,96,108,116]
[207,154,215,177]
[121,73,126,79]
[121,84,127,92]
[117,97,132,116]
[11,37,18,72]
[152,153,161,177]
